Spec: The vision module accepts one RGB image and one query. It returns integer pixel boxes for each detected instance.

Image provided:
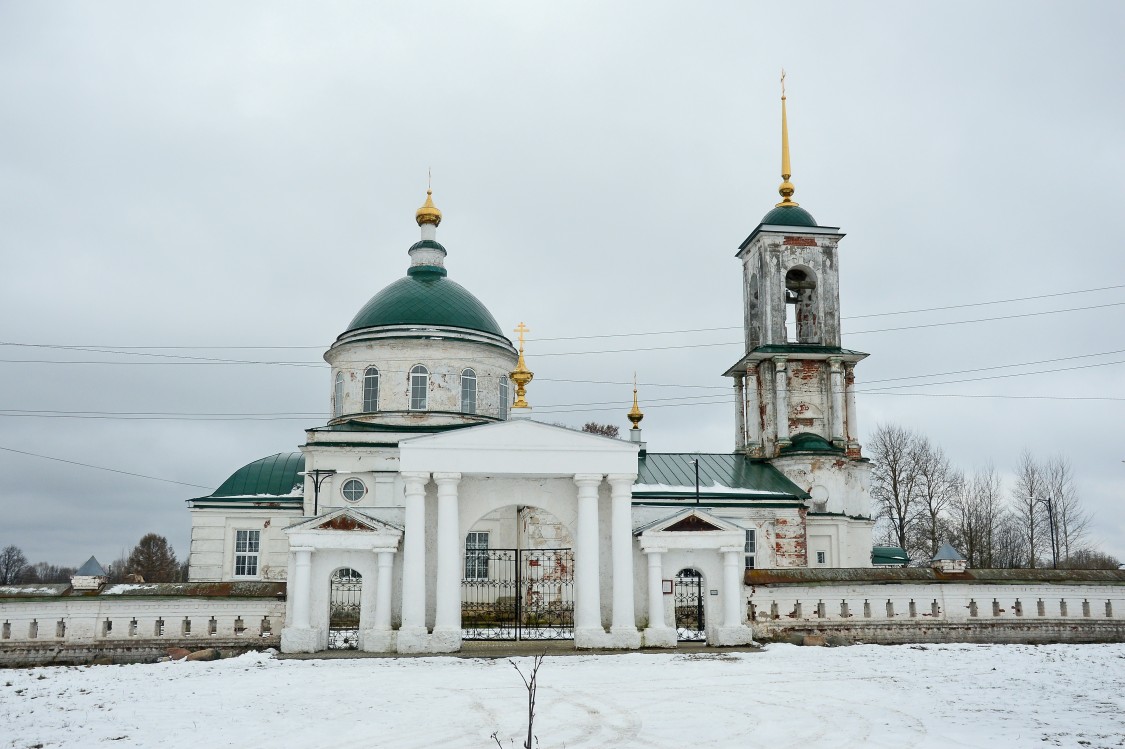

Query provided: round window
[341,478,366,502]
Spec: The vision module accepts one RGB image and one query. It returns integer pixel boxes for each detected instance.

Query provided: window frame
[362,366,380,412]
[744,528,756,570]
[341,478,367,503]
[409,365,429,411]
[464,531,489,580]
[815,550,827,565]
[460,368,477,414]
[234,529,261,578]
[333,372,345,418]
[499,378,510,420]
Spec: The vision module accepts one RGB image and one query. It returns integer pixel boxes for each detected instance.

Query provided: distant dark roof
[75,556,106,576]
[746,568,1125,586]
[635,453,808,500]
[933,543,966,561]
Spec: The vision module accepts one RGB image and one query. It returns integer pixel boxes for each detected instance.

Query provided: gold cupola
[415,189,442,227]
[627,374,644,430]
[776,69,799,208]
[509,322,534,411]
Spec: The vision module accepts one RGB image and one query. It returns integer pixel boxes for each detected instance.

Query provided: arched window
[499,377,510,420]
[363,367,379,412]
[460,368,477,414]
[333,371,345,418]
[409,365,429,410]
[784,267,819,344]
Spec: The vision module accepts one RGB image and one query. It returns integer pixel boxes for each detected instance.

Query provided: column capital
[432,471,461,485]
[642,546,667,556]
[828,356,844,371]
[772,355,788,370]
[573,473,604,488]
[291,546,315,555]
[745,363,760,379]
[606,473,638,487]
[401,471,430,484]
[719,546,743,555]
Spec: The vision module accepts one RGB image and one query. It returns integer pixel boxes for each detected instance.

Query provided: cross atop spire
[776,69,799,208]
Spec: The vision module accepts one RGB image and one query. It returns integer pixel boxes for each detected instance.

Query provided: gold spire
[509,322,534,409]
[776,69,799,208]
[627,373,644,430]
[415,182,442,226]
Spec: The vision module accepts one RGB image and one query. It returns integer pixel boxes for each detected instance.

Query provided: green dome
[346,265,504,336]
[760,204,818,227]
[212,452,305,497]
[779,432,842,455]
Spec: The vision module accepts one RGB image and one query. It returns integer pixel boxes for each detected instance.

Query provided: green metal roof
[760,204,818,227]
[207,452,305,498]
[871,546,910,566]
[780,432,843,456]
[635,453,808,499]
[345,265,504,336]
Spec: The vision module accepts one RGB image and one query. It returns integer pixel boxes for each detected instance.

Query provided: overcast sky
[1,1,1122,567]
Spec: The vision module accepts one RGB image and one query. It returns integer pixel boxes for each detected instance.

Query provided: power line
[0,445,212,489]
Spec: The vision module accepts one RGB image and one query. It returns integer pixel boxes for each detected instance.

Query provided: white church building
[186,94,876,654]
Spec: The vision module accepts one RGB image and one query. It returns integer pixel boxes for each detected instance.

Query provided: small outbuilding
[931,544,968,573]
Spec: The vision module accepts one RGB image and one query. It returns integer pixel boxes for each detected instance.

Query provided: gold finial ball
[776,179,799,207]
[415,189,442,227]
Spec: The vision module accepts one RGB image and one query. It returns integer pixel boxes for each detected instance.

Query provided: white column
[646,550,666,629]
[574,474,605,636]
[607,474,639,646]
[773,356,790,445]
[374,550,395,631]
[828,357,845,445]
[722,548,743,628]
[432,472,462,636]
[733,376,746,451]
[745,364,761,454]
[844,363,859,448]
[399,472,429,634]
[291,547,313,629]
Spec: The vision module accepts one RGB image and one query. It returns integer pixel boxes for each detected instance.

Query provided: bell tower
[724,73,867,463]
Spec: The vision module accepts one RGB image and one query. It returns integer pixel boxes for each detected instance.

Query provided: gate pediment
[636,509,744,552]
[285,508,403,551]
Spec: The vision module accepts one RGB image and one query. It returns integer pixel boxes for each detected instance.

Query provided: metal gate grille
[328,568,362,650]
[674,569,706,641]
[462,548,574,640]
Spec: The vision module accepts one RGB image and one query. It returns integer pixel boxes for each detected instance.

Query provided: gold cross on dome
[514,322,530,350]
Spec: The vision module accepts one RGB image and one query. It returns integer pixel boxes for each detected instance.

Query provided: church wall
[746,579,1125,644]
[771,453,873,519]
[325,336,516,421]
[188,509,297,582]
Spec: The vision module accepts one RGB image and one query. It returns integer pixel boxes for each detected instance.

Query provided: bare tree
[0,545,28,585]
[125,534,181,582]
[1044,455,1088,564]
[1061,548,1120,570]
[1012,450,1047,568]
[494,654,546,749]
[582,422,620,438]
[18,562,77,584]
[912,439,961,559]
[868,423,923,557]
[948,467,996,568]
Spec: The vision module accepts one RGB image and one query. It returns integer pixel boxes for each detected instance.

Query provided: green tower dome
[760,204,818,227]
[345,264,504,336]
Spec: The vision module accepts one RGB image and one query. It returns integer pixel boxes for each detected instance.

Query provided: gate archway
[328,568,362,650]
[461,505,574,641]
[674,568,706,641]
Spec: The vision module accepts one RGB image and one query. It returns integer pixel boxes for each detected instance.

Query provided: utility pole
[691,458,700,505]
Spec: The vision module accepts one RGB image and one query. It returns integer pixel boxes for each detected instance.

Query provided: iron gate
[328,568,362,650]
[674,569,706,641]
[462,548,574,640]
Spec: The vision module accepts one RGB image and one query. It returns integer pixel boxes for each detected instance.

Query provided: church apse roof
[634,453,809,502]
[189,452,304,508]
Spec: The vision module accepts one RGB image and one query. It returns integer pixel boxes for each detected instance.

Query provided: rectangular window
[464,531,489,580]
[744,528,756,570]
[816,550,827,565]
[234,530,261,577]
[410,368,428,410]
[499,379,510,420]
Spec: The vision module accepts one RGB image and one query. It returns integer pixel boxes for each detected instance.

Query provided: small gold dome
[627,376,644,429]
[415,189,442,227]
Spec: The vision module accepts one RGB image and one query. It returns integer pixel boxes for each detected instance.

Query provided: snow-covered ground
[2,643,1123,748]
